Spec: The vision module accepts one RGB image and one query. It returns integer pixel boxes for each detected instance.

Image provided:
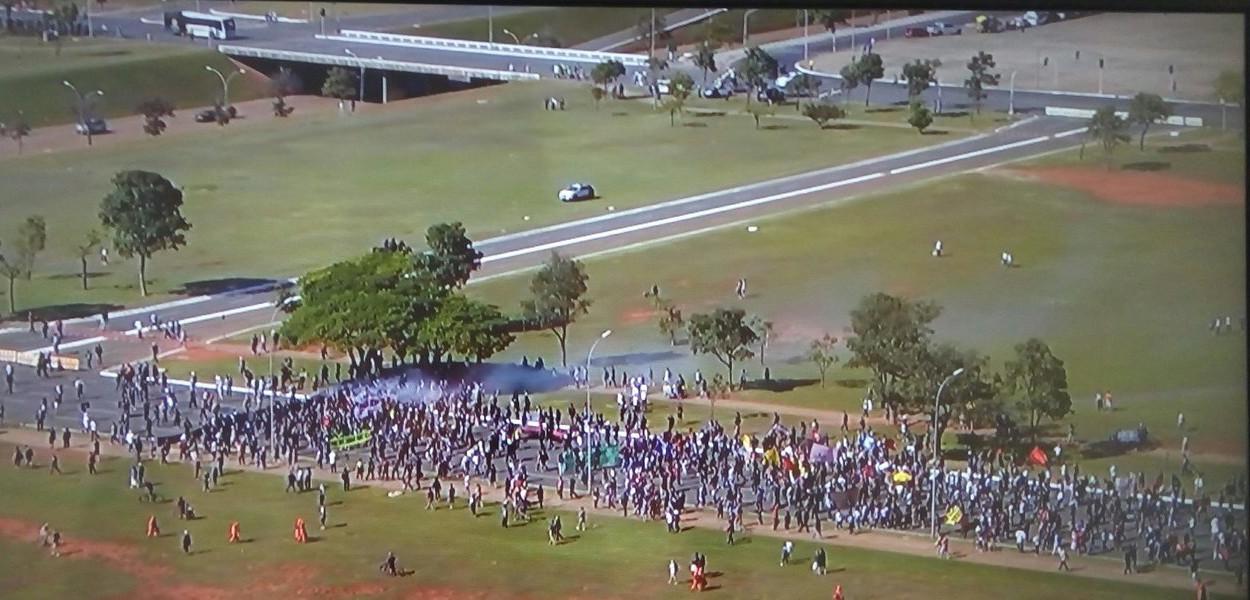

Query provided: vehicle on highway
[558,183,596,202]
[74,118,108,136]
[194,106,238,123]
[926,21,962,36]
[904,26,931,38]
[164,10,237,40]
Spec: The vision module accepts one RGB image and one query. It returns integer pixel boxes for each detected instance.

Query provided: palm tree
[1086,106,1130,170]
[693,41,717,87]
[1128,92,1171,151]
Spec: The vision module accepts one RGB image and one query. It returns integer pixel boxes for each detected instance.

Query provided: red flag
[1027,446,1049,467]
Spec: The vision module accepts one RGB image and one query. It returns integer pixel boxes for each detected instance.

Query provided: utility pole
[1098,57,1104,95]
[1008,71,1016,116]
[850,9,855,51]
[802,10,809,63]
[650,8,656,58]
[487,5,493,43]
[86,0,93,38]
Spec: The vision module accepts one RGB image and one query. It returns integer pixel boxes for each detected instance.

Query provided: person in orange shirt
[294,517,307,543]
[146,515,159,538]
[228,521,241,543]
[833,584,844,600]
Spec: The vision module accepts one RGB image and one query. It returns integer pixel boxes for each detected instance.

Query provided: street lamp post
[62,80,103,147]
[487,5,493,43]
[802,10,809,62]
[930,367,965,538]
[502,28,520,44]
[344,49,365,104]
[742,9,757,47]
[204,65,245,108]
[584,329,612,493]
[1008,71,1017,116]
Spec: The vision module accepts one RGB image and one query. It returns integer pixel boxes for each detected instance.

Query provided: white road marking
[482,173,887,263]
[123,301,277,336]
[28,335,109,354]
[1054,126,1089,138]
[889,136,1050,175]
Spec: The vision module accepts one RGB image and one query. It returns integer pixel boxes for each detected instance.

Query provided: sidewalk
[0,425,1230,594]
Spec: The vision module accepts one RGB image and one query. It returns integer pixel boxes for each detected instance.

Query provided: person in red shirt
[833,583,844,600]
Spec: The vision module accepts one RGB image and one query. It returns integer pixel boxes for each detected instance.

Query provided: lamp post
[344,48,365,103]
[205,65,245,108]
[487,5,493,43]
[930,367,965,538]
[585,329,612,492]
[1008,70,1017,116]
[502,28,520,44]
[802,9,809,62]
[267,294,299,445]
[650,8,656,58]
[742,9,757,47]
[62,80,103,146]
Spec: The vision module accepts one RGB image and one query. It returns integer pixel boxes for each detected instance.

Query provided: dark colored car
[194,105,239,122]
[756,87,785,105]
[903,26,930,38]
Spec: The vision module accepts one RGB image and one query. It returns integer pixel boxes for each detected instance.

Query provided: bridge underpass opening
[231,57,504,104]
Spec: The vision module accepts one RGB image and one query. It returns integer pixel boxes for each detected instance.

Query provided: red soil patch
[1007,166,1244,208]
[167,344,240,363]
[620,308,660,325]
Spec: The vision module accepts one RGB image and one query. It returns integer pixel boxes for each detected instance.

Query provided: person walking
[181,529,192,554]
[146,515,160,538]
[228,521,241,543]
[1058,546,1071,571]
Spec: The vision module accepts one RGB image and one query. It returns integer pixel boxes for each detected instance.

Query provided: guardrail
[596,8,729,51]
[216,45,540,82]
[1045,106,1203,127]
[327,29,649,66]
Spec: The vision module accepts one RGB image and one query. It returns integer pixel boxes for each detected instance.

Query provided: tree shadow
[760,124,789,130]
[827,123,861,130]
[611,112,629,117]
[746,378,818,392]
[936,111,969,118]
[171,278,286,297]
[834,378,870,389]
[693,111,726,117]
[1158,143,1210,154]
[45,272,109,281]
[865,107,901,114]
[1122,161,1170,172]
[20,303,123,321]
[1082,438,1158,460]
[921,129,950,136]
[682,122,708,128]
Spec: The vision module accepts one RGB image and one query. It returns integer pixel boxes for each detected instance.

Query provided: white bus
[164,11,236,40]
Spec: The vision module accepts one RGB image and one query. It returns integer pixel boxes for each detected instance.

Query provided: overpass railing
[216,45,540,82]
[321,30,649,66]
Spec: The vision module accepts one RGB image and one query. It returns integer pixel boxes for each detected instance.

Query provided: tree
[659,95,684,127]
[73,229,102,291]
[686,307,758,389]
[790,73,822,111]
[14,215,46,280]
[669,71,695,101]
[898,344,999,444]
[901,58,941,100]
[807,333,839,388]
[845,292,941,410]
[802,102,844,129]
[589,85,605,110]
[135,97,175,137]
[1,111,31,155]
[1004,338,1071,441]
[419,294,513,363]
[635,10,667,55]
[907,98,933,133]
[591,60,626,92]
[698,16,736,49]
[964,51,1000,117]
[1086,105,1130,170]
[1212,70,1244,131]
[693,41,718,87]
[645,56,668,87]
[269,67,301,118]
[414,221,482,290]
[1127,92,1171,151]
[838,61,861,108]
[521,252,591,366]
[98,170,192,297]
[856,53,884,107]
[321,67,358,109]
[753,318,775,366]
[281,250,442,369]
[745,103,773,129]
[740,46,779,105]
[656,299,684,346]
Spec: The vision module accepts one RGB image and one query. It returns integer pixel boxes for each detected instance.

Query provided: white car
[926,22,962,36]
[558,183,596,202]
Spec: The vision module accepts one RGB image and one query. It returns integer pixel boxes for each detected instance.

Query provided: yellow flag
[945,506,963,525]
[891,471,913,484]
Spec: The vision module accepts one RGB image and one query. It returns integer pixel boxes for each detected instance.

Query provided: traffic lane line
[121,302,277,336]
[481,173,887,263]
[888,136,1050,175]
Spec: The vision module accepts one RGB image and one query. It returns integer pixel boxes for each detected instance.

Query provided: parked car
[194,105,238,123]
[558,183,596,202]
[975,15,1004,33]
[756,87,785,104]
[926,21,962,36]
[74,117,107,135]
[903,26,930,38]
[700,85,733,99]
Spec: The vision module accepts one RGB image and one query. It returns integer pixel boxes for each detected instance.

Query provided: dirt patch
[1003,166,1244,208]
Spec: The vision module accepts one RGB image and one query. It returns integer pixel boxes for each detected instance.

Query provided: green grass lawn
[408,6,676,47]
[0,36,269,127]
[0,79,962,318]
[0,442,1221,599]
[465,129,1247,483]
